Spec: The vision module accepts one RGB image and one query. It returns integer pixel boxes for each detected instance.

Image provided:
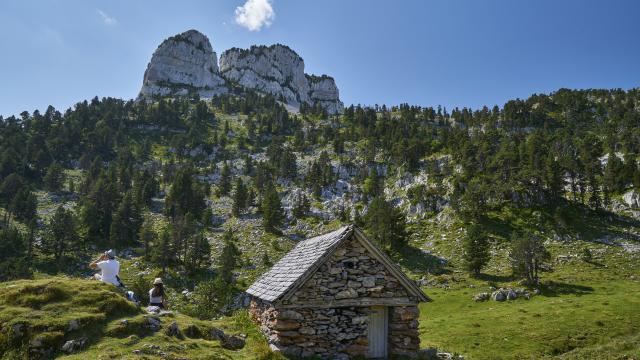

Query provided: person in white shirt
[149,278,167,309]
[89,249,121,287]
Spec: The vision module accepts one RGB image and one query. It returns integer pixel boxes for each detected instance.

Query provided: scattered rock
[67,319,80,332]
[473,292,490,302]
[491,290,506,302]
[146,305,161,314]
[165,321,183,339]
[183,324,202,338]
[221,335,246,350]
[61,338,87,354]
[144,315,162,331]
[209,327,226,341]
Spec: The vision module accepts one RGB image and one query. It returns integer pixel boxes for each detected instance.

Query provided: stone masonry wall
[249,298,370,358]
[289,236,410,303]
[389,306,421,357]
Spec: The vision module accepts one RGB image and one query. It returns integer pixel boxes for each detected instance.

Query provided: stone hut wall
[248,298,369,357]
[389,306,421,357]
[289,236,410,303]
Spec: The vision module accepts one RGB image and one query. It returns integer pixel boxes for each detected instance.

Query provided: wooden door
[367,306,388,358]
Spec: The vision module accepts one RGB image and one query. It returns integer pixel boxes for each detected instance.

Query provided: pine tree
[43,206,78,265]
[152,228,172,275]
[139,216,156,259]
[364,196,407,251]
[43,163,65,192]
[232,178,247,217]
[292,193,310,219]
[260,182,284,233]
[186,233,211,274]
[218,229,241,284]
[462,223,490,276]
[544,153,564,202]
[0,227,30,281]
[10,187,37,223]
[218,162,232,196]
[109,192,142,248]
[509,231,550,285]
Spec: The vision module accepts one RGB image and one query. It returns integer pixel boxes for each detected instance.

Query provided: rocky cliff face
[139,30,228,99]
[140,30,344,114]
[219,45,343,114]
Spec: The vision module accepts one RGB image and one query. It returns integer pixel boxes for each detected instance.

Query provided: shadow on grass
[395,244,452,276]
[476,273,516,283]
[540,280,594,297]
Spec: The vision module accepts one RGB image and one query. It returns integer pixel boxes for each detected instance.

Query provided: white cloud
[234,0,275,31]
[97,9,117,26]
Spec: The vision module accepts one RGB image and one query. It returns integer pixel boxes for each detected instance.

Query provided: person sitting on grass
[149,278,167,309]
[89,249,121,287]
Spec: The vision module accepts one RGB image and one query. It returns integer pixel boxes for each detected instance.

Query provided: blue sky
[1,0,639,117]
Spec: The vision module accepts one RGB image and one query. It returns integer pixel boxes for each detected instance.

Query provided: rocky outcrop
[139,30,344,114]
[139,30,227,99]
[219,45,343,114]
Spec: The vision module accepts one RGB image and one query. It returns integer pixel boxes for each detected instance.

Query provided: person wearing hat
[89,249,121,287]
[149,278,167,308]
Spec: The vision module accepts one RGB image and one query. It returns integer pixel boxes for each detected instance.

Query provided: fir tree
[232,178,247,217]
[364,196,407,251]
[218,162,232,196]
[43,206,78,266]
[462,223,490,276]
[260,182,284,233]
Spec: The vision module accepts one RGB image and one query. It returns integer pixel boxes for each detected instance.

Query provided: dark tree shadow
[476,273,516,283]
[539,281,594,297]
[395,244,452,275]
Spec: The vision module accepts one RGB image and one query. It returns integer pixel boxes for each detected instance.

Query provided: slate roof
[246,225,353,302]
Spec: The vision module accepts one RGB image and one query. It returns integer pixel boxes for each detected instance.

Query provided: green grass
[0,278,281,360]
[419,278,639,359]
[410,202,640,359]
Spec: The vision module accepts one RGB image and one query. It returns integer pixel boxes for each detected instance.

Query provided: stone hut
[246,225,430,358]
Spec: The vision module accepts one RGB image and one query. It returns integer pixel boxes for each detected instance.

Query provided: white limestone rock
[220,44,343,114]
[139,29,227,99]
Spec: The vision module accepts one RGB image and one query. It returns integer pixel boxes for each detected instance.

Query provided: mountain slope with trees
[0,87,639,358]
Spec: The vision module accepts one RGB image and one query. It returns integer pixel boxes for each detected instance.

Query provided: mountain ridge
[139,29,344,114]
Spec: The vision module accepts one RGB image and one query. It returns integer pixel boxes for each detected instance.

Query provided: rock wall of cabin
[249,298,370,358]
[248,236,423,358]
[289,235,410,303]
[389,306,421,357]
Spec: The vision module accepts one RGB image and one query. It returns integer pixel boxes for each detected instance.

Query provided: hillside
[0,278,280,359]
[0,86,639,358]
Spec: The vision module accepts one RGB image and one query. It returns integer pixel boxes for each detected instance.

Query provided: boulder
[144,315,162,331]
[164,321,183,338]
[473,292,490,302]
[209,327,226,341]
[67,319,80,332]
[491,290,506,302]
[221,335,246,350]
[623,190,640,208]
[61,338,87,354]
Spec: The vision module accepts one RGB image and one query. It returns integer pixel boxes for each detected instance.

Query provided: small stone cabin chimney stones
[246,225,430,359]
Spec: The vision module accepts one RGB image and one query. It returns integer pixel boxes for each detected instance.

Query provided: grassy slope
[0,278,281,360]
[411,205,640,359]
